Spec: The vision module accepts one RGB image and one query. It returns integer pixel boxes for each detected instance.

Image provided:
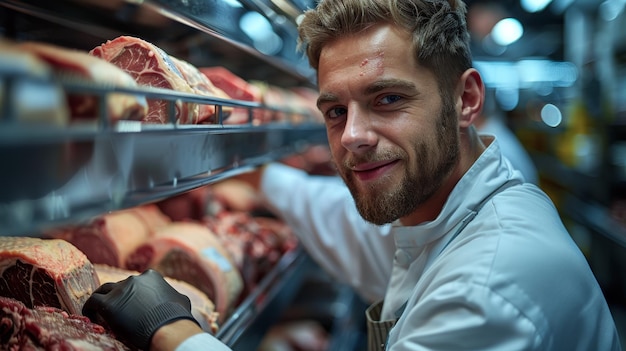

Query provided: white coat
[176,136,621,351]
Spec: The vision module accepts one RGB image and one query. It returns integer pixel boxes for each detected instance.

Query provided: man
[82,0,622,350]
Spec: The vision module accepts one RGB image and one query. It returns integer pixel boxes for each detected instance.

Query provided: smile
[352,160,399,182]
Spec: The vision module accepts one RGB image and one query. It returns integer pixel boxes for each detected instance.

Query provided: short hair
[297,0,473,96]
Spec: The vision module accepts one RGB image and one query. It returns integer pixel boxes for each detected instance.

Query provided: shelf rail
[0,62,327,236]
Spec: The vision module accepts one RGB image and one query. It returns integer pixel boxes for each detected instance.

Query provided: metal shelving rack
[0,0,328,349]
[0,61,327,237]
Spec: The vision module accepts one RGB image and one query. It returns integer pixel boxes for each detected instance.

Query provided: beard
[338,99,460,225]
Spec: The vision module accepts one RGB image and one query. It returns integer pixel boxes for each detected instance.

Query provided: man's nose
[341,105,377,153]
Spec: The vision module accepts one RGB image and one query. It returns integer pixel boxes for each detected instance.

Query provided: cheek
[397,120,437,155]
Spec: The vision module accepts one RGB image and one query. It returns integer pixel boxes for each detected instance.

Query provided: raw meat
[94,264,220,334]
[258,320,329,351]
[155,186,213,222]
[90,36,197,124]
[249,80,287,123]
[91,36,224,124]
[199,66,263,124]
[47,205,170,269]
[202,212,297,294]
[0,296,129,350]
[209,178,263,213]
[0,40,69,125]
[129,204,172,231]
[0,237,100,316]
[125,222,243,320]
[169,57,233,123]
[199,67,261,103]
[250,82,323,124]
[16,41,148,122]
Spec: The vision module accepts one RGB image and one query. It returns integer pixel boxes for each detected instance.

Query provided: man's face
[316,23,460,225]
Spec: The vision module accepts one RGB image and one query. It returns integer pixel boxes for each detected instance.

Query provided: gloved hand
[82,269,200,351]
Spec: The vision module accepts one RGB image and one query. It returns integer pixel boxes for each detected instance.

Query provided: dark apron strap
[366,300,397,351]
[365,213,479,351]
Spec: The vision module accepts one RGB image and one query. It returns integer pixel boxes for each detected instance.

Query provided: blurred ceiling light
[474,60,577,89]
[222,0,243,8]
[239,11,283,55]
[481,35,507,56]
[295,14,305,26]
[599,0,625,21]
[495,88,519,111]
[521,0,553,13]
[541,103,562,127]
[551,0,575,14]
[491,18,524,46]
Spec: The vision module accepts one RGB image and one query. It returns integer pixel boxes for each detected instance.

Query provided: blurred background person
[475,88,539,185]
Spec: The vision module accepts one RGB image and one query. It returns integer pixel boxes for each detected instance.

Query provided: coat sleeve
[176,333,232,351]
[259,163,395,303]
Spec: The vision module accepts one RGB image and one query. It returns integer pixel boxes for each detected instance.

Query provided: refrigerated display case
[0,0,337,349]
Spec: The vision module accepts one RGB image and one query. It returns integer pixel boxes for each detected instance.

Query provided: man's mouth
[352,160,399,182]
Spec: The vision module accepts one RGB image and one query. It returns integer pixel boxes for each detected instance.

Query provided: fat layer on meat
[90,36,199,124]
[15,40,148,122]
[0,237,100,316]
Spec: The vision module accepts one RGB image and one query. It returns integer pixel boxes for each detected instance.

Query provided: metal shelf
[0,124,326,235]
[0,0,316,87]
[217,246,317,349]
[0,74,326,236]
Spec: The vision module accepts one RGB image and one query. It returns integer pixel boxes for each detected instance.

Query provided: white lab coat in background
[478,116,539,185]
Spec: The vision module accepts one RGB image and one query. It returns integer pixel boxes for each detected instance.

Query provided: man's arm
[150,320,205,351]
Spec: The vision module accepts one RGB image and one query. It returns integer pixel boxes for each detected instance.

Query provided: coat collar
[392,136,524,249]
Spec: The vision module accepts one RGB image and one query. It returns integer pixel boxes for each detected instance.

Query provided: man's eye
[379,95,402,105]
[326,107,347,119]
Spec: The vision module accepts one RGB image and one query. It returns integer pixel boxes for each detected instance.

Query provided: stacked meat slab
[0,237,129,350]
[0,181,297,350]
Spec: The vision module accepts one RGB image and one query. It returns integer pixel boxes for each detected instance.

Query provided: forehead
[317,23,424,92]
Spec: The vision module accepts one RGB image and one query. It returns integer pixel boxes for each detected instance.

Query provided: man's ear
[457,68,484,128]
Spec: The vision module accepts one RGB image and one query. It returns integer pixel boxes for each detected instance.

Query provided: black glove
[82,269,200,351]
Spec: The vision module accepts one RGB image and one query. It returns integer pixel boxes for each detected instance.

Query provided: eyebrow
[363,79,418,95]
[316,92,339,110]
[316,78,418,109]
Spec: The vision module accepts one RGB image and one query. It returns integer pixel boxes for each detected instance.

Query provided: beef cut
[202,212,297,294]
[0,296,129,350]
[199,66,263,124]
[209,178,263,213]
[0,237,100,316]
[91,36,229,125]
[15,41,148,122]
[94,264,220,334]
[169,57,233,123]
[155,186,213,222]
[125,222,243,320]
[90,36,197,124]
[48,205,170,269]
[0,40,69,125]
